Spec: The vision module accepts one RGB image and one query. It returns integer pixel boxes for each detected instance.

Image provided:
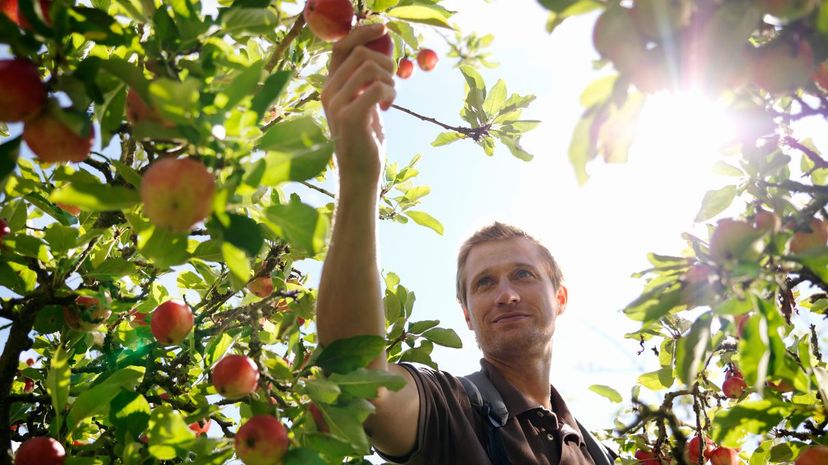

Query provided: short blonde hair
[456,222,563,309]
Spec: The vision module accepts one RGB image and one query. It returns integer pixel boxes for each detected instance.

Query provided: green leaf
[737,312,770,390]
[283,448,326,465]
[88,258,137,280]
[676,312,713,385]
[305,378,341,404]
[251,117,333,186]
[366,0,399,12]
[148,78,200,125]
[213,213,264,257]
[264,195,330,256]
[44,224,79,254]
[221,8,279,35]
[46,345,71,433]
[500,136,534,161]
[637,367,674,391]
[50,182,140,211]
[205,333,234,366]
[67,366,146,433]
[137,226,190,269]
[0,135,20,185]
[483,79,507,116]
[710,399,790,446]
[694,185,738,222]
[329,368,406,398]
[110,160,143,189]
[109,391,151,442]
[386,5,453,28]
[315,398,375,454]
[588,384,622,403]
[431,131,464,147]
[422,328,462,348]
[147,405,196,460]
[405,210,444,235]
[579,75,617,108]
[459,65,487,123]
[222,241,251,284]
[568,112,594,185]
[317,335,386,374]
[250,70,292,121]
[217,60,263,110]
[408,320,439,334]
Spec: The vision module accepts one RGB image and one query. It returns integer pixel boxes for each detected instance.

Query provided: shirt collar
[479,358,585,445]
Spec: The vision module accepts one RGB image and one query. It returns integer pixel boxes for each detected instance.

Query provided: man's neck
[484,349,553,410]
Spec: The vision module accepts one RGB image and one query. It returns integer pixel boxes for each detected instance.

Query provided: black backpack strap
[459,372,511,465]
[576,419,615,465]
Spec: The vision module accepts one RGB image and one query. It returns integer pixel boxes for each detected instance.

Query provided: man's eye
[516,269,533,278]
[477,277,493,287]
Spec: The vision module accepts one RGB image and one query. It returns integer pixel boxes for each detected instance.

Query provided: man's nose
[495,281,520,305]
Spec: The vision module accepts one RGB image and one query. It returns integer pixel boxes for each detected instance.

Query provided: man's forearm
[316,180,386,355]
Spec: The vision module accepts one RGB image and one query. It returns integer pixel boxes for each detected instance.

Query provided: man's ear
[555,285,568,316]
[461,306,474,330]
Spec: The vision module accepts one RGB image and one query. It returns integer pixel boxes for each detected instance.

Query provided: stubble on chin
[476,325,553,360]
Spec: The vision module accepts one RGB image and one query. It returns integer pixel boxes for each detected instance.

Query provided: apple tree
[541,0,828,464]
[0,0,540,464]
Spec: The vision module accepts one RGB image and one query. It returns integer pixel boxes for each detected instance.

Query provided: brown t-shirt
[377,359,604,465]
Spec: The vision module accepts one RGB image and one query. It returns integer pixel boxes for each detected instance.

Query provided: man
[316,24,614,465]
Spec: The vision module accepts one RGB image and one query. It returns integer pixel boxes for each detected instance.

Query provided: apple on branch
[795,446,828,465]
[789,218,827,254]
[212,354,260,399]
[303,0,354,42]
[397,57,414,79]
[14,436,65,465]
[686,435,715,464]
[747,39,814,94]
[417,48,438,71]
[634,449,661,465]
[150,300,194,345]
[23,102,95,163]
[235,415,290,465]
[64,294,112,332]
[140,157,216,233]
[247,276,274,298]
[0,58,47,122]
[722,368,747,399]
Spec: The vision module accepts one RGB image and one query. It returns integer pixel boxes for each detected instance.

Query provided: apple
[247,276,274,298]
[57,202,81,217]
[1,0,51,29]
[0,0,18,23]
[686,435,715,464]
[0,218,10,244]
[150,300,194,345]
[189,419,211,437]
[752,210,780,233]
[308,403,330,433]
[0,59,47,122]
[631,0,690,40]
[754,0,819,21]
[366,33,393,57]
[212,354,260,399]
[24,105,94,163]
[64,294,112,332]
[795,446,828,465]
[235,415,289,465]
[303,0,353,42]
[23,377,34,392]
[397,57,413,79]
[126,88,174,128]
[709,218,764,263]
[129,309,150,327]
[140,157,215,232]
[635,449,660,464]
[722,371,747,399]
[748,39,814,94]
[816,62,828,93]
[789,218,828,253]
[14,436,65,465]
[416,48,438,71]
[709,447,740,465]
[592,6,647,74]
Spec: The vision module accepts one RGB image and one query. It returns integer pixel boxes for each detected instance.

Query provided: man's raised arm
[315,24,420,458]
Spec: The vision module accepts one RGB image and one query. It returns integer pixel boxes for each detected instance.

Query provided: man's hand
[321,23,396,185]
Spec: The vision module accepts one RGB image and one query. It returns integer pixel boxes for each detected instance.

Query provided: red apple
[23,105,94,163]
[1,0,19,24]
[188,419,211,437]
[150,300,194,345]
[709,447,740,465]
[753,210,780,233]
[246,276,274,298]
[0,218,10,244]
[25,358,34,366]
[635,449,660,464]
[366,33,393,57]
[748,39,814,94]
[686,435,715,464]
[14,436,65,465]
[308,403,329,433]
[789,218,828,254]
[56,202,81,217]
[303,0,354,42]
[709,218,764,262]
[0,59,46,122]
[235,415,289,465]
[64,294,112,332]
[129,309,150,327]
[2,0,51,29]
[416,48,438,71]
[592,6,647,73]
[23,377,34,392]
[722,371,747,399]
[795,446,828,465]
[126,88,174,128]
[816,62,828,93]
[397,57,413,79]
[212,354,260,399]
[140,157,215,232]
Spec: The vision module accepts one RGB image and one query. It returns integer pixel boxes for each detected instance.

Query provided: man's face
[461,237,567,359]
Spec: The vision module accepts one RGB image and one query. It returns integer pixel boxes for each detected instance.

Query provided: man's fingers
[327,60,394,112]
[324,45,394,101]
[330,23,388,73]
[341,81,396,123]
